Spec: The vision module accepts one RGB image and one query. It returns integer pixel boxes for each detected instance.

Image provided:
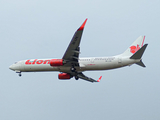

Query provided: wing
[60,19,102,83]
[62,19,87,67]
[77,72,102,83]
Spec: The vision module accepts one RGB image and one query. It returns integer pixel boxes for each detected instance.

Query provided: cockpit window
[15,62,18,64]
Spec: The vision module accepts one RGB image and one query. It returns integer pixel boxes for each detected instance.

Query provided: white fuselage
[9,55,140,73]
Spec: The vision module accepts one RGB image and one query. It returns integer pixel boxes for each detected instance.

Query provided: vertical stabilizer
[122,36,145,57]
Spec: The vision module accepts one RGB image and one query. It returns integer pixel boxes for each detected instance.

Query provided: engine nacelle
[50,59,63,67]
[58,73,71,79]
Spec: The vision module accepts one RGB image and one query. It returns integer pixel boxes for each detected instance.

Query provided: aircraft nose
[9,64,19,71]
[9,65,14,70]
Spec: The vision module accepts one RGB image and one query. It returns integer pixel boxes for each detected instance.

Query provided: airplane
[9,19,148,83]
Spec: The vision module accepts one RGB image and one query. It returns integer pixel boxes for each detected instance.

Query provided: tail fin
[130,44,148,67]
[122,36,145,57]
[130,44,148,59]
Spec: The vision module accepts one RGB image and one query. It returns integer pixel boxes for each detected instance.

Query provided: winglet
[97,76,102,82]
[78,19,88,31]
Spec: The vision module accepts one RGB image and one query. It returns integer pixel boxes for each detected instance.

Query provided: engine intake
[50,59,64,66]
[58,73,71,79]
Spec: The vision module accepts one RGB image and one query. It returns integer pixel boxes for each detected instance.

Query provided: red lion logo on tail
[130,44,140,54]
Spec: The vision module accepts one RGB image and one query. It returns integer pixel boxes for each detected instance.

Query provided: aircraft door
[118,58,123,66]
[91,58,94,63]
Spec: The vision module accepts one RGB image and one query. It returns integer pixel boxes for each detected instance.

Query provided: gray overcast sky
[0,0,160,120]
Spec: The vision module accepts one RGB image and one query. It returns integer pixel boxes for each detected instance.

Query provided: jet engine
[50,59,64,66]
[58,73,71,79]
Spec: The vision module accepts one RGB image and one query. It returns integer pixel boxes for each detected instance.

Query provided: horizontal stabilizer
[130,44,148,59]
[136,60,146,67]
